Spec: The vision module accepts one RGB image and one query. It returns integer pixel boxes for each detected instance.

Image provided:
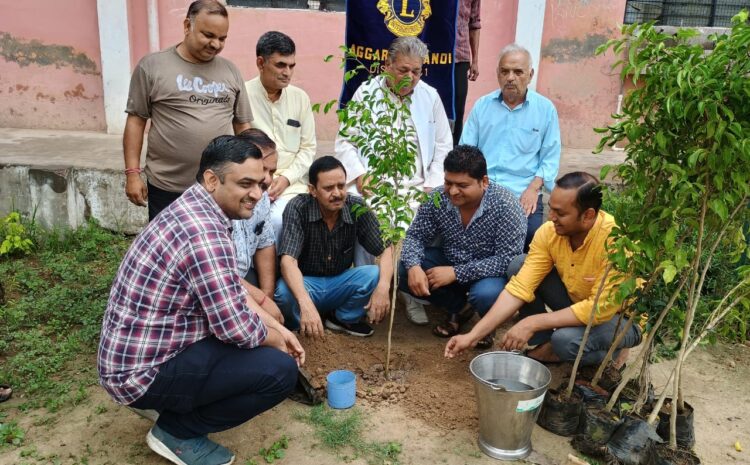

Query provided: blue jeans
[130,336,297,439]
[398,247,506,316]
[525,195,544,252]
[274,265,380,329]
[507,254,642,366]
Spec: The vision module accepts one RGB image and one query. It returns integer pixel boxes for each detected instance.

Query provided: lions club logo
[376,0,432,37]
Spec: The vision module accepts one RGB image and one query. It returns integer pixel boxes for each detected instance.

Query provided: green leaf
[709,199,729,221]
[664,226,677,250]
[323,99,338,114]
[662,261,678,284]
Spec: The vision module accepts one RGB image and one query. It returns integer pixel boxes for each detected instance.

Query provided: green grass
[0,220,132,411]
[295,404,402,465]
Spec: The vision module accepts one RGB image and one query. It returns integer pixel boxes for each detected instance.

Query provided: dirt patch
[300,305,522,432]
[1,303,748,465]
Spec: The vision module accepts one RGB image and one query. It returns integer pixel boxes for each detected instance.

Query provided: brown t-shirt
[126,45,253,192]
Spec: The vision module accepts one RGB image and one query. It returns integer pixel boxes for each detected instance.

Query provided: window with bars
[624,0,750,27]
[227,0,345,12]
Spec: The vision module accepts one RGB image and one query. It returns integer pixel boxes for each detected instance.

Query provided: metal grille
[227,0,345,12]
[624,0,750,27]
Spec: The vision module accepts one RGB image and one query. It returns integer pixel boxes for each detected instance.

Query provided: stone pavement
[0,127,625,233]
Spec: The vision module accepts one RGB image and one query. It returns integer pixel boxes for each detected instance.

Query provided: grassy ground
[0,221,132,414]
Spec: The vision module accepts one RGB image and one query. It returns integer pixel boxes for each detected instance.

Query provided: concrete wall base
[0,165,147,234]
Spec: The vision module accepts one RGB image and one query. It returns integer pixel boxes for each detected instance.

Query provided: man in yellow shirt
[445,172,641,366]
[246,31,316,244]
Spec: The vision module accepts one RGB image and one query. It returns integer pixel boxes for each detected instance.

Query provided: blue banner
[341,0,459,120]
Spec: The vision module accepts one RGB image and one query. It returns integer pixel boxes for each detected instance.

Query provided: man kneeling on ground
[445,172,642,365]
[399,145,526,348]
[275,156,393,338]
[98,135,304,465]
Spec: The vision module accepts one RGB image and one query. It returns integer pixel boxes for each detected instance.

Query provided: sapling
[319,47,429,378]
[595,11,750,449]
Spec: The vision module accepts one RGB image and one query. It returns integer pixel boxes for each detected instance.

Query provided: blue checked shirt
[232,192,274,278]
[460,89,561,196]
[401,183,527,283]
[98,184,267,405]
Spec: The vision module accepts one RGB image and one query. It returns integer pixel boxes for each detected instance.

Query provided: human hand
[425,266,456,290]
[500,320,534,351]
[365,285,390,324]
[268,176,290,201]
[126,174,148,207]
[355,174,372,197]
[407,266,431,297]
[519,187,539,217]
[279,325,306,366]
[444,333,476,358]
[468,61,479,81]
[299,299,325,339]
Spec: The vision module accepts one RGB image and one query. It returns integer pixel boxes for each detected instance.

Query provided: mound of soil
[300,304,483,431]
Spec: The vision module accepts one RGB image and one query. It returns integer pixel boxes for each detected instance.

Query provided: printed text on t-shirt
[176,74,228,97]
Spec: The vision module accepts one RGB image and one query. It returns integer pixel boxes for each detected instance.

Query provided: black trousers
[147,182,182,221]
[131,337,298,438]
[452,61,470,146]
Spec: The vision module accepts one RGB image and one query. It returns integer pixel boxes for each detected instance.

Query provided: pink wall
[536,0,627,148]
[0,0,106,131]
[0,0,627,147]
[126,0,517,142]
[463,0,518,116]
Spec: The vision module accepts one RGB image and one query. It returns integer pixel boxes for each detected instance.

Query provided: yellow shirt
[246,77,316,198]
[505,210,622,325]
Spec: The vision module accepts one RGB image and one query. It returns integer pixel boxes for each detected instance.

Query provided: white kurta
[334,76,453,192]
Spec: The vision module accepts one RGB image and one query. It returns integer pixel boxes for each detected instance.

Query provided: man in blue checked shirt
[232,129,284,324]
[399,145,526,349]
[460,43,561,251]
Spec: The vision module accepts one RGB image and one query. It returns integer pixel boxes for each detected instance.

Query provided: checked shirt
[97,183,267,405]
[401,182,527,283]
[279,194,386,277]
[232,192,275,277]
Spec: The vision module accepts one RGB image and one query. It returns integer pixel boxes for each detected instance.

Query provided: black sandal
[0,385,12,403]
[475,333,494,350]
[432,307,474,338]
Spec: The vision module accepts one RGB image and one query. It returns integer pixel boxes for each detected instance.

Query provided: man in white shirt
[334,36,452,325]
[246,31,316,244]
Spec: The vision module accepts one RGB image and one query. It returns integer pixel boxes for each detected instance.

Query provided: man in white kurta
[247,31,316,245]
[334,36,452,325]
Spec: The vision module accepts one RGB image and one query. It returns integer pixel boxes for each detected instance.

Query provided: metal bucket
[470,351,551,460]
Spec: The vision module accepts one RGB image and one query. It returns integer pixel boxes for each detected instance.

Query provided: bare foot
[526,343,562,363]
[613,348,630,370]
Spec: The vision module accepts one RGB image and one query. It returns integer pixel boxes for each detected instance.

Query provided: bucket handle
[485,350,523,391]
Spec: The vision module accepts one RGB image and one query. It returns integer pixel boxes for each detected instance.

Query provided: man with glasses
[334,36,452,326]
[335,36,451,199]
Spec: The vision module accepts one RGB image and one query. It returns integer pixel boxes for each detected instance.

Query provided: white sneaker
[401,291,429,326]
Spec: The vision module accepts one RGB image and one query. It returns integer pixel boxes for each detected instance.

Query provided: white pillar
[147,0,161,53]
[515,0,546,90]
[97,0,131,134]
